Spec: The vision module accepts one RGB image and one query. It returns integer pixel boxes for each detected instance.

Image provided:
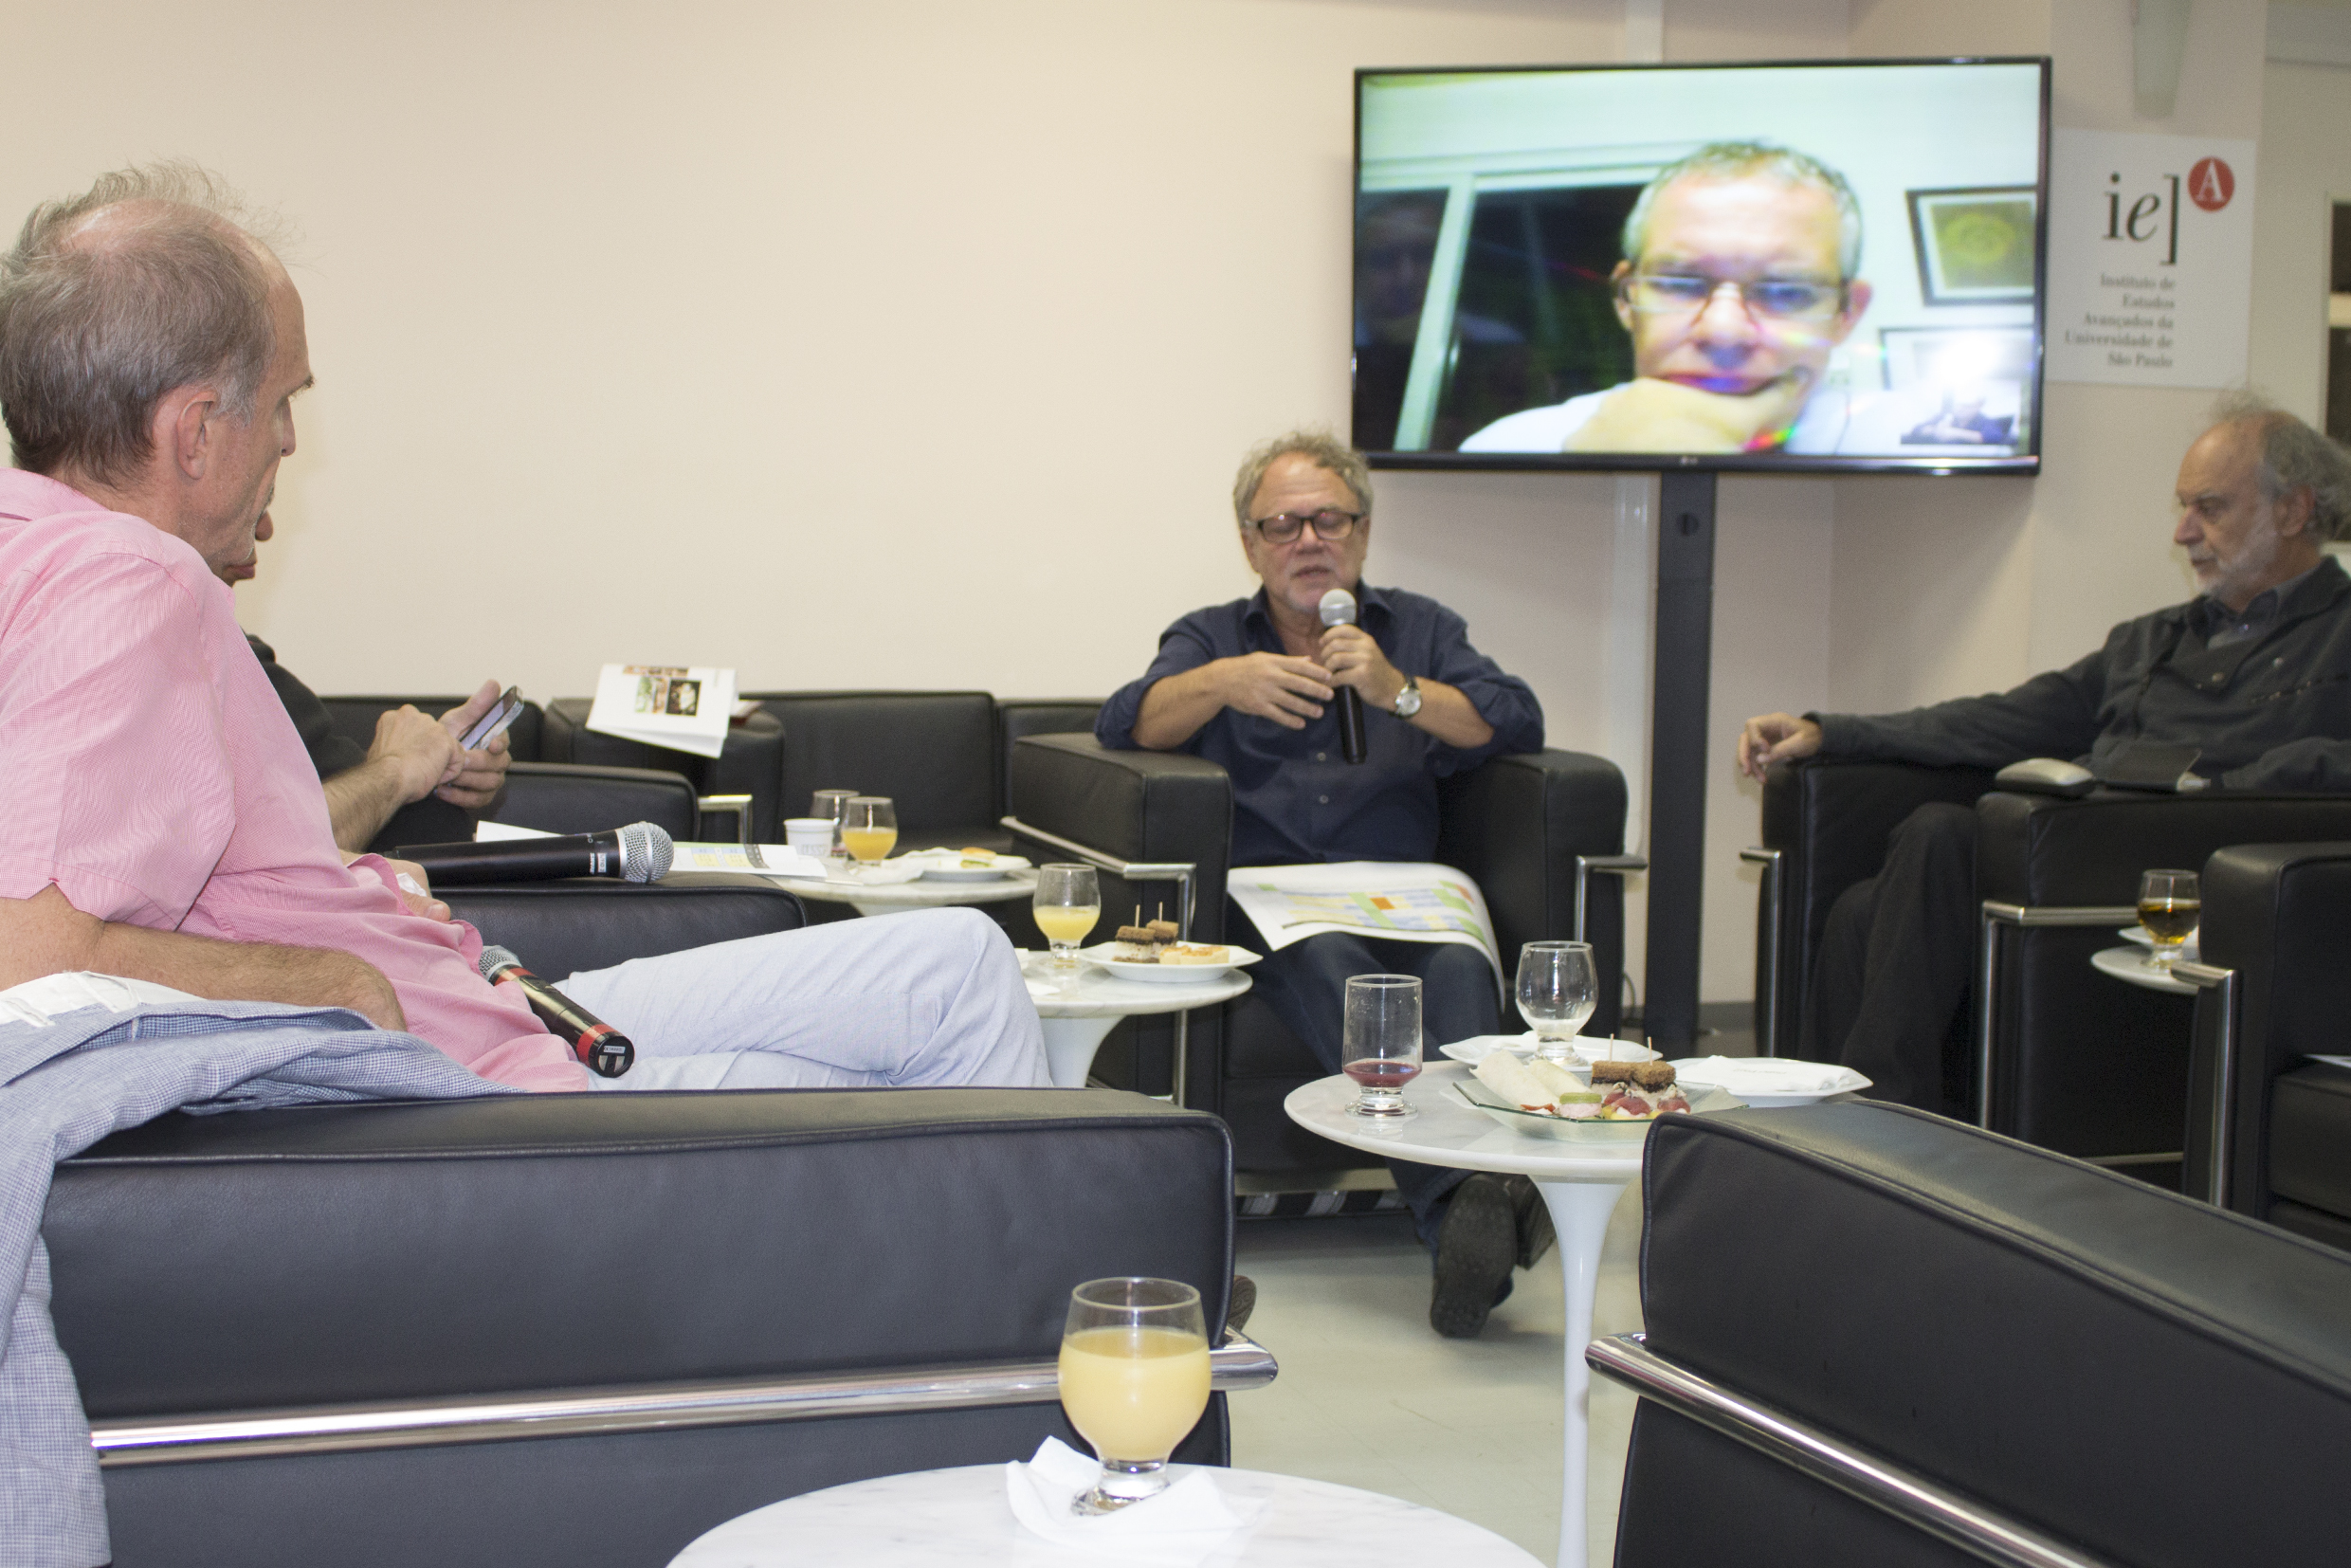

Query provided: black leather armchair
[1752,758,2351,1162]
[542,697,788,846]
[1597,1101,2351,1567]
[46,882,1264,1568]
[742,690,1103,857]
[319,695,706,842]
[2183,842,2351,1249]
[1005,734,1632,1177]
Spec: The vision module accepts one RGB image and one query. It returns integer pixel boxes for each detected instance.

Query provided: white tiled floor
[1228,1184,1649,1567]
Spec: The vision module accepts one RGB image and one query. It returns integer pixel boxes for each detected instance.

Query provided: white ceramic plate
[2116,924,2199,961]
[1437,1034,1660,1067]
[907,852,1033,883]
[829,863,924,886]
[1076,942,1262,984]
[1667,1056,1871,1107]
[1452,1076,1742,1141]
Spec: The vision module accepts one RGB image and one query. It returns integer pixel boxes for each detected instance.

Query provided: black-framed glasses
[1616,273,1846,321]
[1248,509,1361,544]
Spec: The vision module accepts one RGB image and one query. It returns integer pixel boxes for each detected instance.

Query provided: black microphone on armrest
[1318,588,1369,765]
[478,945,634,1078]
[395,823,675,886]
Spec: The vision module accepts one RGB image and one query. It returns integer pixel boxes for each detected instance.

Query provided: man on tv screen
[1460,141,1876,456]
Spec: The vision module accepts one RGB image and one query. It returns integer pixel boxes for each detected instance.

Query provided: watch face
[1394,679,1422,717]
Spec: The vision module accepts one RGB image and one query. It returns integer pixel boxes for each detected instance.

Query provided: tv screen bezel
[1350,55,2053,477]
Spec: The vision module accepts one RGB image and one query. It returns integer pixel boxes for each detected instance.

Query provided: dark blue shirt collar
[1239,582,1393,640]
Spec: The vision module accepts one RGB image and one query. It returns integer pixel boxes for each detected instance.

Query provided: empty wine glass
[1342,973,1422,1120]
[1517,941,1597,1064]
[811,789,858,867]
[1058,1277,1211,1514]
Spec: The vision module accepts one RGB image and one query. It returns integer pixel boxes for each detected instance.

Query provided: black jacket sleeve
[243,634,478,854]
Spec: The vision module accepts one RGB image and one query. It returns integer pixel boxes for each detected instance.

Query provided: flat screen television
[1354,58,2050,474]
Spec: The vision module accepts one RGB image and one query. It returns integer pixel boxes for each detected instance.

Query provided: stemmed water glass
[1341,973,1422,1120]
[810,789,858,869]
[1057,1277,1211,1515]
[1034,865,1102,973]
[1517,940,1597,1064]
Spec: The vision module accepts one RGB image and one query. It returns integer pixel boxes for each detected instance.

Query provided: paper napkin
[1003,1437,1256,1566]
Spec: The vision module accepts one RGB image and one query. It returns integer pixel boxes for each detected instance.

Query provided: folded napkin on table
[1004,1437,1258,1566]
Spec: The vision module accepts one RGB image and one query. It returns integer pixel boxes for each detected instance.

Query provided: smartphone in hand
[458,686,524,752]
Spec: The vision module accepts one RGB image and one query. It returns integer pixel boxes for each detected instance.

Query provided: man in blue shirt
[1098,430,1546,1338]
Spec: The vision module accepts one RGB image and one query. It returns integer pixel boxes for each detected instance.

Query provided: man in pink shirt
[0,164,1048,1095]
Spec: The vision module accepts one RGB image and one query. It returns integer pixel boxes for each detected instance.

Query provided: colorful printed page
[1226,861,1499,979]
[583,664,737,758]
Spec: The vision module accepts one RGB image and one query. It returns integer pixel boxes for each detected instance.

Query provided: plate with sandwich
[1455,1052,1740,1141]
[1078,921,1261,984]
[908,848,1033,883]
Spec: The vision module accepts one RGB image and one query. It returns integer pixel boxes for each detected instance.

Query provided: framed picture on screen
[1906,187,2039,305]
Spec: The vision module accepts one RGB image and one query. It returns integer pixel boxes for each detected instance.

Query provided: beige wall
[5,0,2340,1008]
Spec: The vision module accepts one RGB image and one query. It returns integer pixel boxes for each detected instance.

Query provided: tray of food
[1454,1053,1740,1141]
[1078,921,1261,984]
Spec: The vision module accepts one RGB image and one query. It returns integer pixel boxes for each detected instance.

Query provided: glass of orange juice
[840,796,897,872]
[1058,1276,1211,1514]
[1033,865,1100,973]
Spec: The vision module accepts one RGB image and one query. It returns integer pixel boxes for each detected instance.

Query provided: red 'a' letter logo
[2187,157,2235,211]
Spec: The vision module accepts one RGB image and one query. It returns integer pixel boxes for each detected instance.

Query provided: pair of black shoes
[1429,1174,1556,1339]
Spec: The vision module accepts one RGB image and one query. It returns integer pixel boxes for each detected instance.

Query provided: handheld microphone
[395,823,675,887]
[478,945,635,1078]
[1318,588,1369,766]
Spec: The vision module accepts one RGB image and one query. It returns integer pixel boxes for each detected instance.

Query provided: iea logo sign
[2186,156,2235,211]
[2048,130,2256,389]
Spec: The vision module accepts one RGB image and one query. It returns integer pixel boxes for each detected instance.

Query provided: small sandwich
[1157,943,1230,965]
[1111,923,1173,961]
[957,847,998,868]
[1595,1060,1693,1121]
[1472,1052,1606,1120]
[1145,919,1181,941]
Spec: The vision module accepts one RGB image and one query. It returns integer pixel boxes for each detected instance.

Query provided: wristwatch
[1391,676,1423,719]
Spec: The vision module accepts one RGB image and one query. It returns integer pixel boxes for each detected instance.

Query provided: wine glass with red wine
[1342,973,1423,1120]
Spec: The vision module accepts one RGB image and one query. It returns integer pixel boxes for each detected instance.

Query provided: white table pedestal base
[1039,1014,1119,1088]
[1538,1178,1632,1568]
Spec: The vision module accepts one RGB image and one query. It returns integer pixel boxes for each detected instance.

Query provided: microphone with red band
[1318,588,1369,765]
[478,944,635,1078]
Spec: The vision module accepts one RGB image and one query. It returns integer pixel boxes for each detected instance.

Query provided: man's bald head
[0,163,285,485]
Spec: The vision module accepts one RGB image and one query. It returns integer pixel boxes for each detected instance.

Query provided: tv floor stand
[1643,468,1715,1049]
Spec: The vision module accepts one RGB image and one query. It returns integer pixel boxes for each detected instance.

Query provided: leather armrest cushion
[442,874,805,976]
[1976,791,2351,905]
[1007,736,1233,938]
[488,762,701,841]
[49,1089,1233,1419]
[1641,1102,2351,1565]
[1434,749,1625,957]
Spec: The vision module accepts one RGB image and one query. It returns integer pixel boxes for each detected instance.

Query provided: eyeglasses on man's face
[1616,273,1847,321]
[1248,509,1361,545]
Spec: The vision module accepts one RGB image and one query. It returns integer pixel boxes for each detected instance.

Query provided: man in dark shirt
[1736,397,2351,1112]
[224,511,511,856]
[1099,430,1546,1338]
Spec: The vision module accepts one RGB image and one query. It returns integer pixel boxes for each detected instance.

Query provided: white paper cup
[784,817,834,855]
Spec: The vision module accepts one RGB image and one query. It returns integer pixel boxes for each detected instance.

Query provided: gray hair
[0,163,283,484]
[2210,390,2351,542]
[1230,429,1374,528]
[1621,140,1864,280]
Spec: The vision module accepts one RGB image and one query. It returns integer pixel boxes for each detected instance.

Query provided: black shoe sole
[1431,1176,1518,1339]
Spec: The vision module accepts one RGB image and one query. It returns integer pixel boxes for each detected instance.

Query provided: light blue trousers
[559,907,1049,1092]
